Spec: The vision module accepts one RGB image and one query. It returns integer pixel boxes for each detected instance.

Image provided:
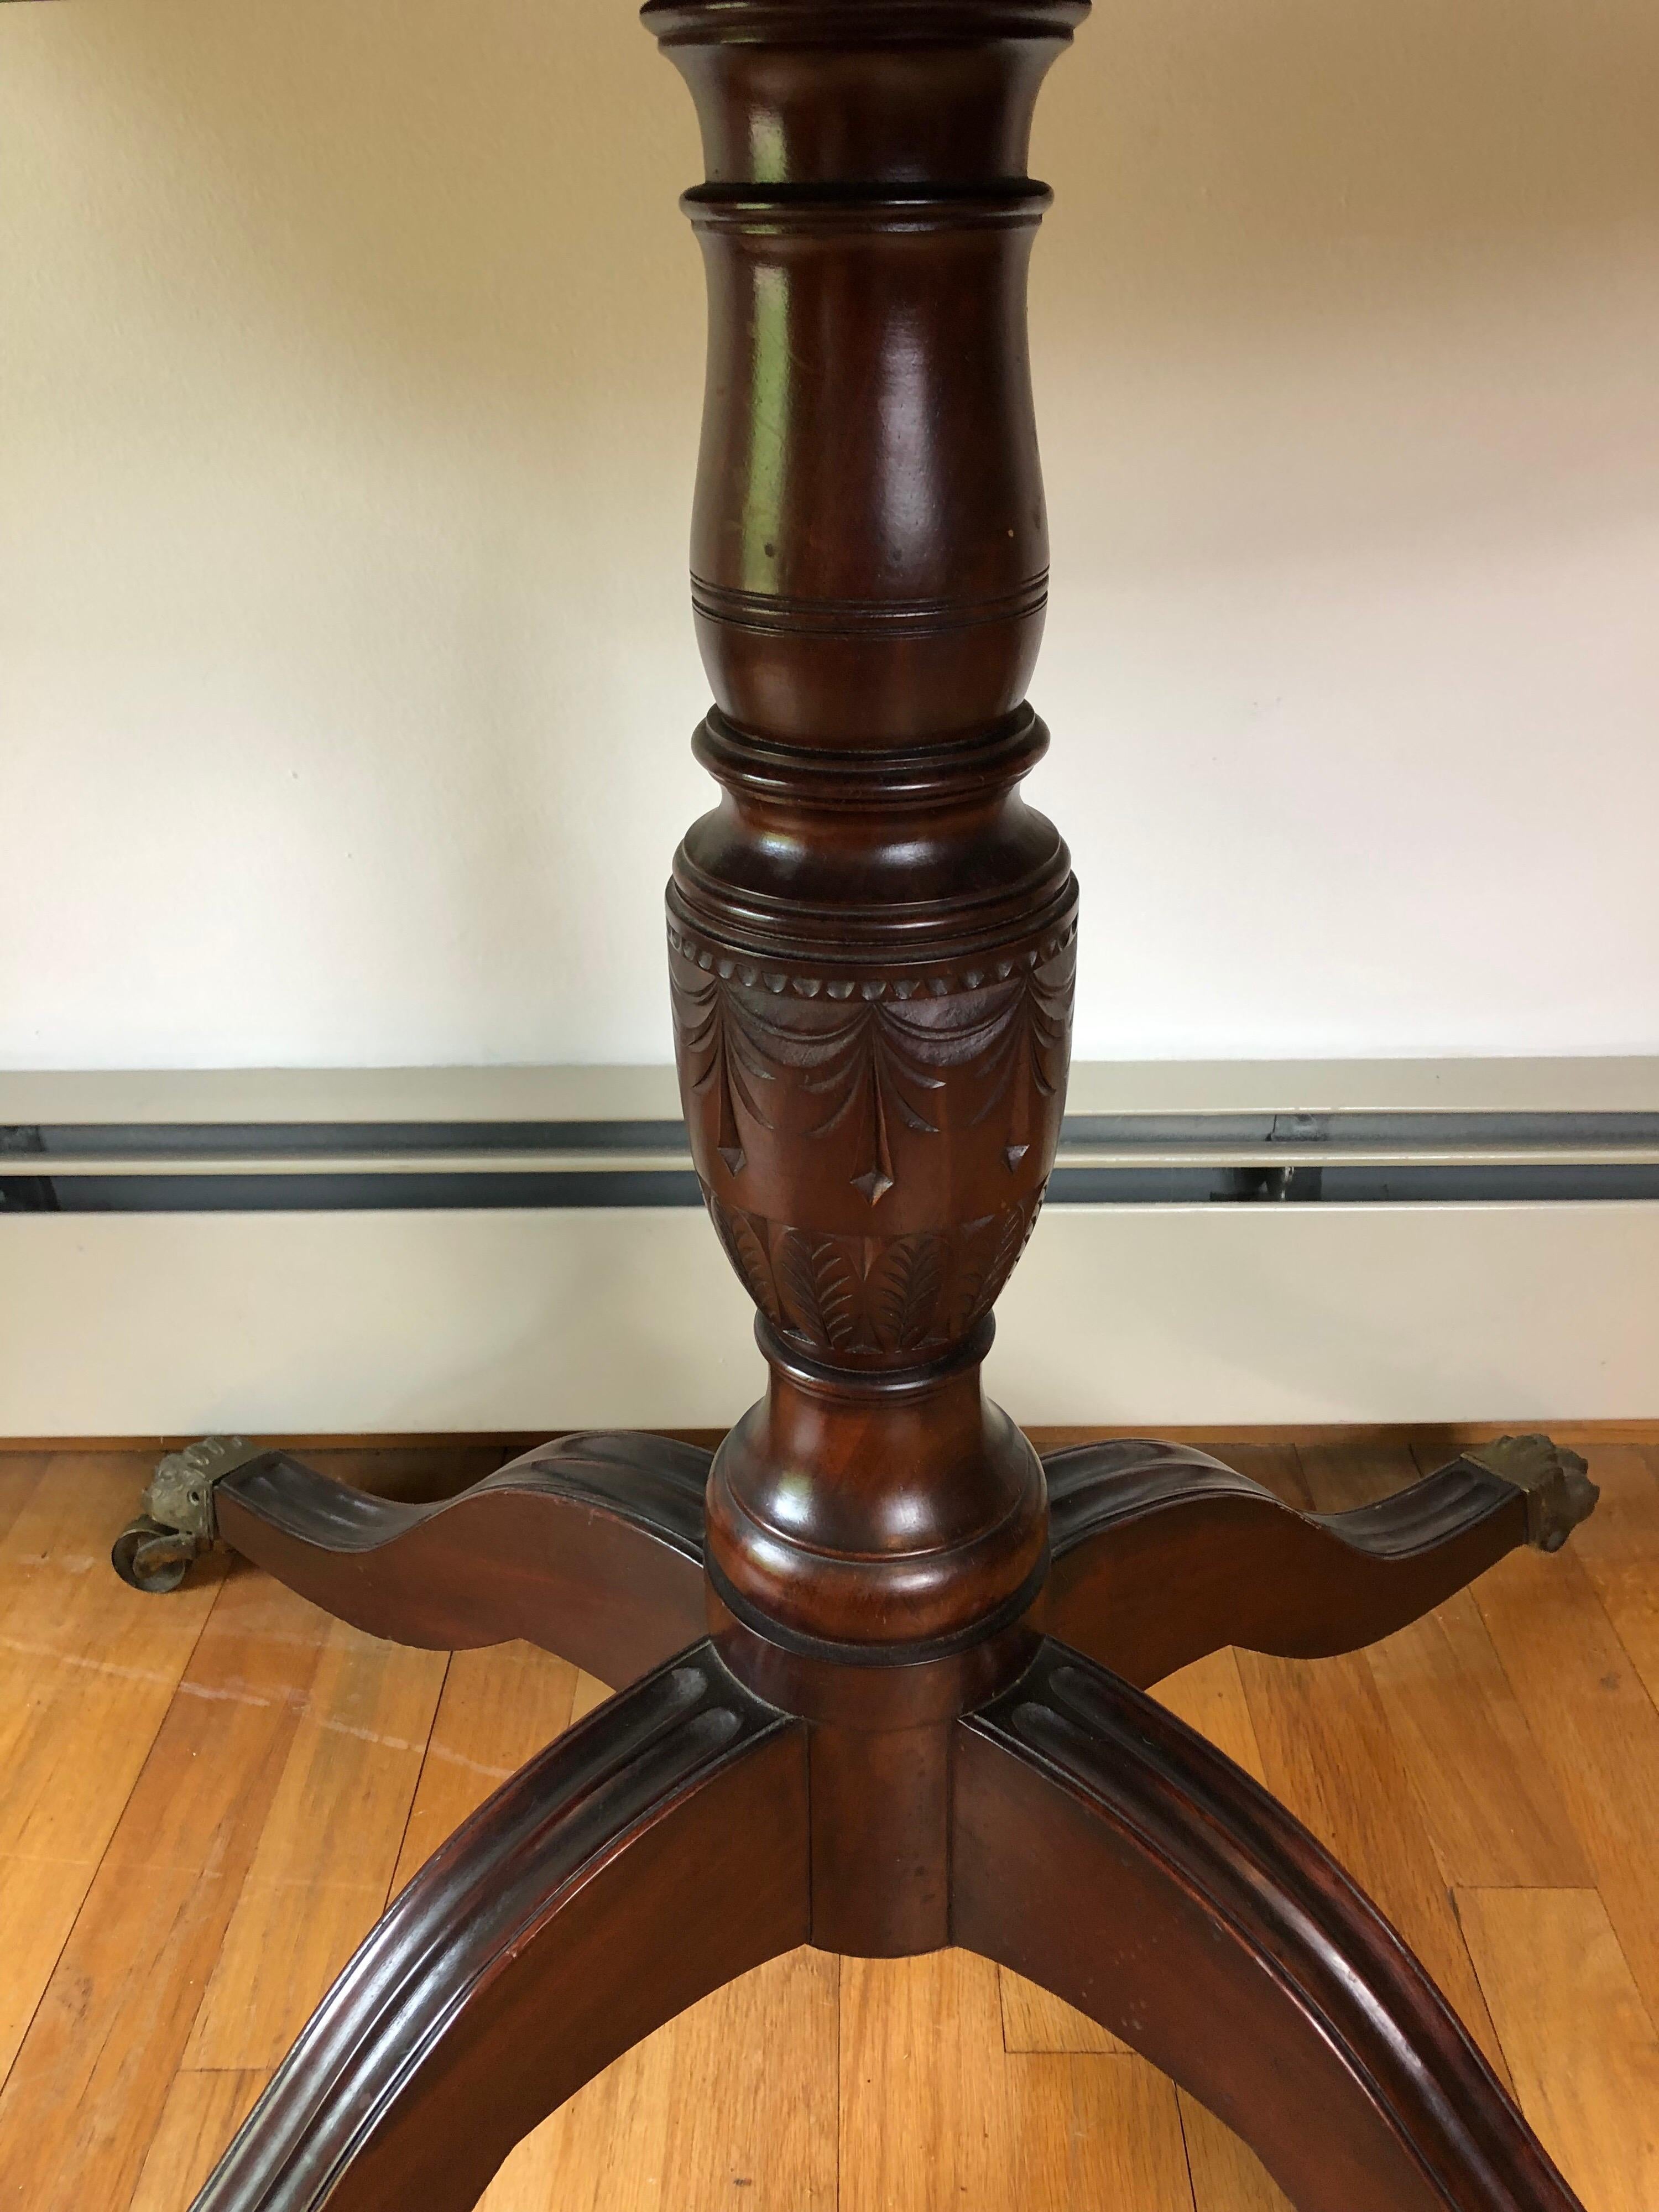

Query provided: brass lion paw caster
[111,1434,269,1593]
[1462,1432,1600,1553]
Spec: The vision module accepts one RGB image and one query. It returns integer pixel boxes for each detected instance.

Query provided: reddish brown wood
[170,4,1610,2206]
[1044,1438,1533,1687]
[650,0,1085,1654]
[216,1434,709,1689]
[953,1637,1585,2212]
[709,1588,1038,1958]
[190,1646,809,2212]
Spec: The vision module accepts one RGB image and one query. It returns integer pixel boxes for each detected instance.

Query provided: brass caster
[109,1434,270,1594]
[111,1514,196,1594]
[1463,1433,1600,1553]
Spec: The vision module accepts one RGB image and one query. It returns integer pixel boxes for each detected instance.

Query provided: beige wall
[4,0,1657,1071]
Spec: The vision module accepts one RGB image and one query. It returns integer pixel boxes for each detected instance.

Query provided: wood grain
[654,1950,838,2211]
[0,1567,328,2212]
[390,1639,578,1895]
[1157,1650,1291,2209]
[956,1640,1574,2212]
[1457,1887,1659,2212]
[1235,1641,1511,2080]
[0,1454,222,1858]
[0,1454,222,2091]
[1472,1540,1659,2022]
[182,1615,447,2069]
[189,1648,812,2212]
[1566,1444,1659,1707]
[1178,2091,1293,2212]
[841,1952,1014,2212]
[217,1434,710,1688]
[999,1650,1265,2058]
[571,1668,614,1724]
[1155,1646,1270,1783]
[999,1970,1124,2056]
[479,2017,682,2212]
[1009,2052,1192,2211]
[1048,1435,1538,1692]
[1301,1439,1590,1889]
[386,1641,859,2212]
[128,2071,269,2212]
[473,1952,841,2212]
[0,1453,48,1548]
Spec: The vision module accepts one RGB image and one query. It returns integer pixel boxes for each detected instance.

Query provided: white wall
[7,1201,1658,1433]
[3,0,1657,1073]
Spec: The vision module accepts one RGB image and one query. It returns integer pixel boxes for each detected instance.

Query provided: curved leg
[1044,1433,1597,1688]
[192,1642,809,2212]
[215,1433,710,1688]
[953,1637,1583,2212]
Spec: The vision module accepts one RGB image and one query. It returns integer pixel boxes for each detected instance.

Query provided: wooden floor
[0,1438,1655,2211]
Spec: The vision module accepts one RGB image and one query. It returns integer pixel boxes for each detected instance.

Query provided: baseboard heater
[7,1109,1659,1212]
[3,1062,1655,1432]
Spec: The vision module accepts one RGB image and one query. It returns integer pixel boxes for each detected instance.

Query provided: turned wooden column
[651,0,1086,1665]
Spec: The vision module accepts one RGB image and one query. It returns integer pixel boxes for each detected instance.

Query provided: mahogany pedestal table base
[112,4,1609,2207]
[121,1423,1598,2211]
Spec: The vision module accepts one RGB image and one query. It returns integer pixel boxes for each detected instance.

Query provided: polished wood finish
[215,1433,708,1689]
[88,3,1626,2205]
[192,1646,809,2212]
[1045,1437,1533,1687]
[656,0,1081,1652]
[954,1638,1581,2212]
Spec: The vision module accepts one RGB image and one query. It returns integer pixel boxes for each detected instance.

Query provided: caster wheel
[111,1515,194,1594]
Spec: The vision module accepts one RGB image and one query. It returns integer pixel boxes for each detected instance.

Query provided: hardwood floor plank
[840,1951,1011,2212]
[571,1669,614,1724]
[999,1970,1123,2055]
[1568,1445,1659,1710]
[480,2023,679,2212]
[1472,1543,1659,2020]
[0,1567,330,2212]
[0,1455,222,2091]
[390,1640,577,1896]
[657,1950,839,2209]
[479,1949,838,2210]
[0,1455,49,1549]
[0,1858,101,2100]
[0,1454,222,1864]
[1009,2052,1193,2211]
[126,2070,268,2212]
[1236,1644,1511,2081]
[1365,1587,1593,1889]
[844,1956,1198,2212]
[182,1616,447,2069]
[1154,1647,1269,1785]
[1299,1439,1590,1890]
[1456,1887,1659,2212]
[1177,2091,1293,2212]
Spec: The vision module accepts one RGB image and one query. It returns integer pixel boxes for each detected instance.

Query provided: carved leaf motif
[706,1193,782,1327]
[951,1197,1042,1333]
[868,1233,950,1353]
[775,1231,867,1352]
